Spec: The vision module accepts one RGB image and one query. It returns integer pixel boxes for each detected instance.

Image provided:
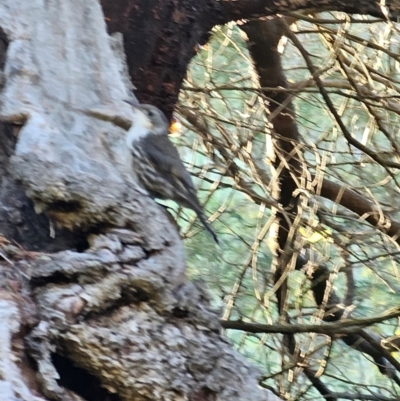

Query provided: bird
[124,101,218,244]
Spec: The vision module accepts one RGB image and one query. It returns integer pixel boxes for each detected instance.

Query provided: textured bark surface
[0,1,138,231]
[25,229,278,401]
[1,0,399,400]
[0,1,281,401]
[0,227,283,401]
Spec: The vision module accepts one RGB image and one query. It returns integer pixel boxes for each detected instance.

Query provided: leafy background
[163,13,400,399]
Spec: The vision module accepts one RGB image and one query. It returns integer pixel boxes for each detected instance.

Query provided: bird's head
[136,104,169,135]
[124,101,169,139]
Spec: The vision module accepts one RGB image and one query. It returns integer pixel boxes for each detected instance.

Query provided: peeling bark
[0,228,282,401]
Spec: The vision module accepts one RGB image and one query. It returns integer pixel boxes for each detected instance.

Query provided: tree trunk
[1,0,399,400]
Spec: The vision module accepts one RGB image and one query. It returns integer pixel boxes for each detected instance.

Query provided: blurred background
[166,13,400,399]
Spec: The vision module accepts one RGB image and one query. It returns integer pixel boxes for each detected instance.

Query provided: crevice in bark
[82,286,151,322]
[30,271,82,288]
[52,353,121,401]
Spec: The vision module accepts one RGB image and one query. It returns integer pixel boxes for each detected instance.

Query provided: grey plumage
[125,103,218,243]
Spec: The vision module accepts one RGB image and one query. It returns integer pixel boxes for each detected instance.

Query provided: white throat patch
[126,109,153,149]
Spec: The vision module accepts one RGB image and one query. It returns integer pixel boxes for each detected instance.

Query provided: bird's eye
[147,111,154,117]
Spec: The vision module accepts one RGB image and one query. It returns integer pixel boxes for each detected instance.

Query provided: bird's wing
[142,134,194,187]
[142,134,218,243]
[142,134,203,210]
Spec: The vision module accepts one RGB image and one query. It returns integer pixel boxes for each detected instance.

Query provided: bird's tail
[197,212,219,244]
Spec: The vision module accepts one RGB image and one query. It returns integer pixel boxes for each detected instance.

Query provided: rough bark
[24,229,274,401]
[0,1,282,401]
[1,0,399,400]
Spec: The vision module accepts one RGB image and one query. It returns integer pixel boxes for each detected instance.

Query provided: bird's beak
[123,99,138,107]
